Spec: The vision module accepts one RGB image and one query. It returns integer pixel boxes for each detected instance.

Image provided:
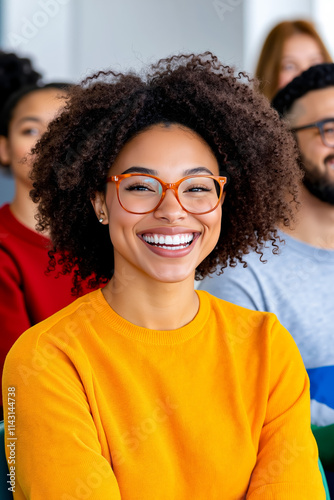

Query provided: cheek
[278,71,296,90]
[9,144,35,178]
[106,199,140,247]
[12,139,36,163]
[301,139,323,163]
[202,209,222,242]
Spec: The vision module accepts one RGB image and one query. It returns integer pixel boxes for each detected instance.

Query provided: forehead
[110,124,219,173]
[11,88,66,121]
[282,33,322,57]
[290,86,334,124]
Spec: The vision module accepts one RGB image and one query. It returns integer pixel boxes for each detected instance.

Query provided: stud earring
[98,211,104,223]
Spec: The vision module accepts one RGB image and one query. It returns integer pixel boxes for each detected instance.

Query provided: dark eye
[185,185,212,193]
[21,128,39,137]
[324,124,334,134]
[125,183,156,192]
[281,62,297,72]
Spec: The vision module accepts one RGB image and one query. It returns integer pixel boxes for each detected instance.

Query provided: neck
[102,271,199,330]
[283,185,334,248]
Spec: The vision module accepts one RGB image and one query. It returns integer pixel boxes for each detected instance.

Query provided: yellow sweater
[2,289,325,499]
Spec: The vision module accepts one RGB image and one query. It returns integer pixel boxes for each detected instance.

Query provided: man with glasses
[199,63,334,487]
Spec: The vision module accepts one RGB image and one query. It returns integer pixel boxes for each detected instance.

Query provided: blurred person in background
[0,51,42,204]
[200,63,334,494]
[0,83,98,420]
[255,20,332,100]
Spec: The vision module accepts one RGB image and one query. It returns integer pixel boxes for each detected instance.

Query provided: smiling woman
[1,53,326,499]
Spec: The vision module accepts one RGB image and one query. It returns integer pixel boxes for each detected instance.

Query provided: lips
[138,229,200,257]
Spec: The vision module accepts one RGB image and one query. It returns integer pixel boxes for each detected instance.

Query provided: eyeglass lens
[321,121,334,146]
[118,176,221,214]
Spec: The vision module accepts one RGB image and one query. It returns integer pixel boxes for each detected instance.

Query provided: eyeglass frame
[106,173,227,215]
[291,118,334,148]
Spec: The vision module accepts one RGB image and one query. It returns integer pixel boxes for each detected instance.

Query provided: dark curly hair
[272,63,334,115]
[0,51,41,114]
[30,52,301,293]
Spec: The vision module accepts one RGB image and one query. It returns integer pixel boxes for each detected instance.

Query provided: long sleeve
[0,248,31,395]
[0,247,32,335]
[247,319,324,498]
[3,328,122,500]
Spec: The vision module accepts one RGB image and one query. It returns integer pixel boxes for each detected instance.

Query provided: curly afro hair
[30,52,301,294]
[272,63,334,116]
[0,51,41,114]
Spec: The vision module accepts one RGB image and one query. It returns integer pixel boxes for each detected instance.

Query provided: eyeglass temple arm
[292,118,334,133]
[292,123,317,132]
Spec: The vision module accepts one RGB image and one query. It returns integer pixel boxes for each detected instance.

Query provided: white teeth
[142,233,194,247]
[161,245,187,250]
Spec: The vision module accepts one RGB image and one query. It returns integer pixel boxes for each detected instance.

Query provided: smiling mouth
[141,233,195,250]
[326,157,334,169]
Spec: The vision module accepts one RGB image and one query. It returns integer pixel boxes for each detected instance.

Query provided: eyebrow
[16,117,42,126]
[121,166,215,175]
[121,167,157,175]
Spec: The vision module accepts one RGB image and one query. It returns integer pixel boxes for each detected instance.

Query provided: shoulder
[198,237,297,305]
[200,243,278,286]
[198,289,281,343]
[0,205,24,278]
[200,290,298,343]
[199,291,304,383]
[0,204,11,239]
[0,203,9,218]
[4,290,101,363]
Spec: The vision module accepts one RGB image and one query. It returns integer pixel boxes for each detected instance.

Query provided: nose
[153,188,187,222]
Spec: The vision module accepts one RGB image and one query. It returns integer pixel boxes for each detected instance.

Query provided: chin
[148,265,194,284]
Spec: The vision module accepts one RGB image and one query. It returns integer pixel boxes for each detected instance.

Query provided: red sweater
[0,204,93,400]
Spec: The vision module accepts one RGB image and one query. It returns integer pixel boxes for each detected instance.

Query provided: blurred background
[1,0,334,203]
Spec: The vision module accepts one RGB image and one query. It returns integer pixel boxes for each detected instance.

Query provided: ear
[91,192,109,225]
[0,136,11,166]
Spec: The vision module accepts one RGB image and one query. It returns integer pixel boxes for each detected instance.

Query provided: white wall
[2,0,334,89]
[1,0,244,82]
[313,0,334,58]
[72,0,244,81]
[1,0,74,81]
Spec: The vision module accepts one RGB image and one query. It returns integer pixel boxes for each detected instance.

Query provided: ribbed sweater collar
[89,289,210,346]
